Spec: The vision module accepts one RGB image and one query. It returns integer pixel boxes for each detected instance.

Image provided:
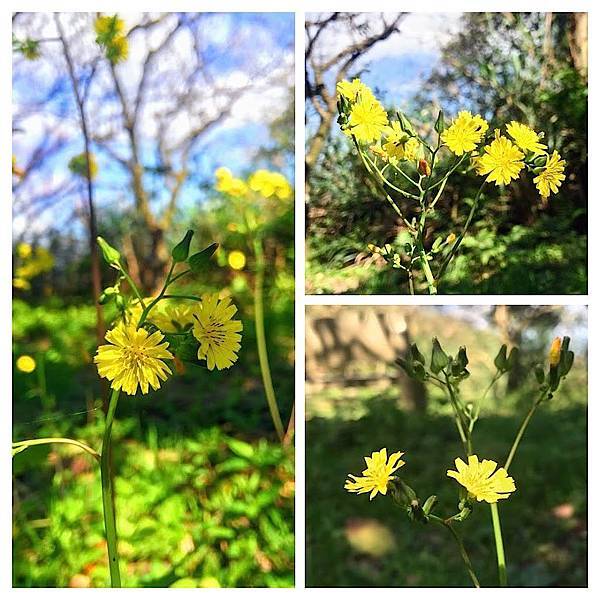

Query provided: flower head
[337,78,375,103]
[94,322,173,395]
[441,111,488,155]
[228,250,246,270]
[215,167,248,197]
[476,135,524,185]
[533,151,566,199]
[506,121,547,155]
[248,170,292,200]
[16,355,36,373]
[447,455,515,503]
[192,294,243,370]
[380,122,421,164]
[152,304,195,332]
[347,96,389,143]
[345,448,405,500]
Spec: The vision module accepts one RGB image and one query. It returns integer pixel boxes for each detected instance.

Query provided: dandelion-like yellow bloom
[506,121,547,155]
[441,111,489,155]
[94,322,173,395]
[228,250,246,270]
[106,35,129,64]
[345,448,405,500]
[17,243,32,259]
[476,135,524,185]
[152,304,195,332]
[192,294,243,370]
[248,170,292,200]
[94,15,125,39]
[16,355,36,373]
[336,78,375,103]
[348,96,389,144]
[380,122,421,163]
[215,167,248,197]
[533,151,566,199]
[447,455,515,503]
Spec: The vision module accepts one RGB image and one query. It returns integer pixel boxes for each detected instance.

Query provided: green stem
[12,437,100,461]
[505,396,542,471]
[417,245,437,294]
[253,238,285,441]
[436,181,486,282]
[137,263,175,328]
[100,388,122,587]
[490,502,507,586]
[162,294,202,302]
[429,514,480,587]
[119,268,146,308]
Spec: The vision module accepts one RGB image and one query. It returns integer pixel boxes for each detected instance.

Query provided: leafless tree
[13,12,292,292]
[305,13,405,191]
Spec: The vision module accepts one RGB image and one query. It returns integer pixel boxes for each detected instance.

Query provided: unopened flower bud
[446,233,456,244]
[418,159,431,176]
[549,337,561,368]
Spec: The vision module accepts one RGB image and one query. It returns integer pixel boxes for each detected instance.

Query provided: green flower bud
[494,344,507,371]
[434,109,445,134]
[422,495,437,515]
[188,242,219,274]
[171,230,194,263]
[430,337,449,375]
[97,236,121,267]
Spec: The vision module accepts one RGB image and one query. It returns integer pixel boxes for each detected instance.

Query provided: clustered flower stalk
[336,78,567,295]
[345,335,574,587]
[213,167,294,443]
[13,230,244,587]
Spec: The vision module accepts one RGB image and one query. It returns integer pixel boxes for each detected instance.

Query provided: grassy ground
[306,385,587,587]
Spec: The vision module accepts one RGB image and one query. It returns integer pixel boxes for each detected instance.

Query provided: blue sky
[12,12,294,242]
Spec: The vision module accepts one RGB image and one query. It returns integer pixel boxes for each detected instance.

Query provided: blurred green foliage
[306,13,587,294]
[305,310,587,587]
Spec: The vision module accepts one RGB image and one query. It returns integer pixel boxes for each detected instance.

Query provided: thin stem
[12,438,100,462]
[100,388,122,587]
[137,263,175,328]
[119,268,146,307]
[253,238,285,441]
[490,502,507,586]
[429,514,480,587]
[163,294,202,302]
[436,181,487,282]
[469,370,503,433]
[505,395,543,471]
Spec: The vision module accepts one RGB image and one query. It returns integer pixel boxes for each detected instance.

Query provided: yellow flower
[476,135,524,185]
[506,121,547,155]
[380,122,421,164]
[12,277,31,290]
[549,337,562,367]
[94,322,173,395]
[192,294,243,370]
[533,151,566,199]
[17,243,32,259]
[248,170,292,200]
[336,78,375,103]
[94,15,125,40]
[348,96,389,143]
[151,304,195,332]
[16,355,36,373]
[447,455,516,503]
[215,167,248,197]
[345,448,405,500]
[228,250,246,270]
[441,111,488,155]
[106,35,129,64]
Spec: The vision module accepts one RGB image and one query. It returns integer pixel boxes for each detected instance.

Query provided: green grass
[306,387,587,587]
